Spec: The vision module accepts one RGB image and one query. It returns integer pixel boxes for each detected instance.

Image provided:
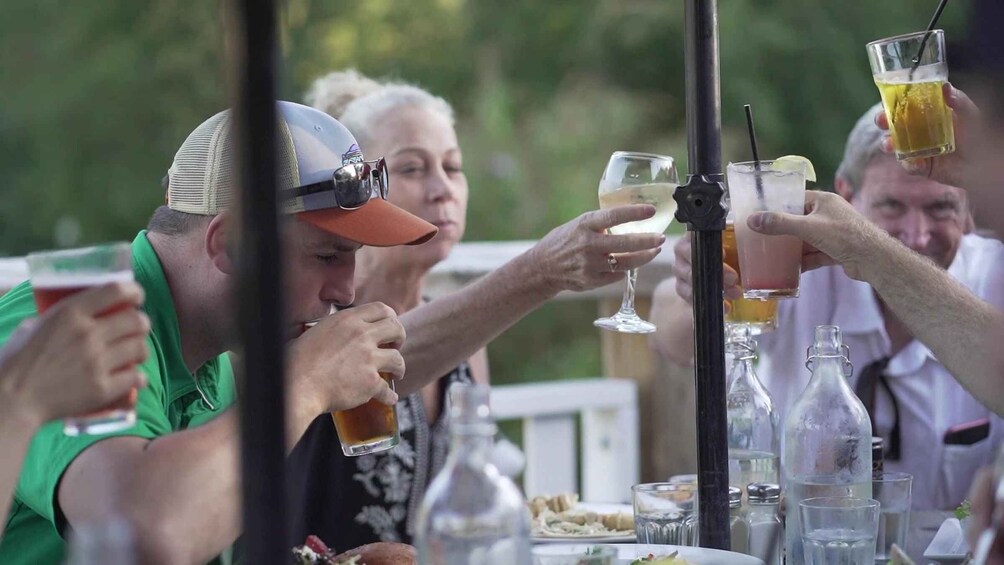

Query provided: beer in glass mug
[331,373,399,456]
[302,320,400,456]
[26,243,138,436]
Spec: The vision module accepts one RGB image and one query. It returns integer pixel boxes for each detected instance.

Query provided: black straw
[744,104,765,201]
[910,0,950,76]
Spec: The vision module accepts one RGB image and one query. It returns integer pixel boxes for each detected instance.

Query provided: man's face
[282,219,361,334]
[851,155,969,269]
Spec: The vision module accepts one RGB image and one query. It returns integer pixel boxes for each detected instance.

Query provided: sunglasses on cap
[282,158,389,211]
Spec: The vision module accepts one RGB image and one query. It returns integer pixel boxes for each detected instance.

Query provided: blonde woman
[288,69,664,550]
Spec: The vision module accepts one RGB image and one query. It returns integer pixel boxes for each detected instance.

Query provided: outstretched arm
[398,205,665,395]
[749,191,1004,415]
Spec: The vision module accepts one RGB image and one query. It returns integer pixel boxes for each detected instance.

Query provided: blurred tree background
[0,0,969,386]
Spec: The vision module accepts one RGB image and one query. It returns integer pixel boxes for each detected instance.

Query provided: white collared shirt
[757,234,1004,510]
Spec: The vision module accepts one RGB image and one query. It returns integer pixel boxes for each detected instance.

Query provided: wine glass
[594,151,679,334]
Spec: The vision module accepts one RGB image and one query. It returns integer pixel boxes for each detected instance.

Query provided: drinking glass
[303,320,400,456]
[867,29,954,161]
[594,151,678,334]
[632,482,699,546]
[532,545,616,565]
[723,218,778,334]
[800,497,880,565]
[26,243,138,436]
[873,472,913,563]
[727,160,806,299]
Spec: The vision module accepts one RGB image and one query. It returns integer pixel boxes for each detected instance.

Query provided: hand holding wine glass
[594,151,679,334]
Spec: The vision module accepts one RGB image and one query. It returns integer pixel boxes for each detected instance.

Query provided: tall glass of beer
[727,160,806,299]
[303,321,400,456]
[26,243,138,436]
[867,30,954,161]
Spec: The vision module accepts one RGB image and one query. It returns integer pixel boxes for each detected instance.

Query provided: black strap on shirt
[854,356,902,461]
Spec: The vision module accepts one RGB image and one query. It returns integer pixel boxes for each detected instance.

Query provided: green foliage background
[0,0,968,386]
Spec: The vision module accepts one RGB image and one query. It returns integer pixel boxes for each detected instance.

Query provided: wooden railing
[492,378,639,503]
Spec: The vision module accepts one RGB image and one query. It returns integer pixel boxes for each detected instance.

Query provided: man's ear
[834,176,855,202]
[205,213,234,275]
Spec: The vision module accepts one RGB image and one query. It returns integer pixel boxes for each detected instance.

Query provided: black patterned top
[287,362,473,550]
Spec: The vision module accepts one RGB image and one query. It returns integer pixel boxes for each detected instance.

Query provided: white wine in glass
[594,151,678,334]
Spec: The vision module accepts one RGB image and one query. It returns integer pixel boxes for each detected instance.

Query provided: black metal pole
[233,0,287,562]
[673,0,730,550]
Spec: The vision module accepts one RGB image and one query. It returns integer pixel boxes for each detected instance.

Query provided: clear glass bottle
[728,486,749,554]
[415,384,532,565]
[782,325,873,565]
[746,483,782,565]
[726,324,781,499]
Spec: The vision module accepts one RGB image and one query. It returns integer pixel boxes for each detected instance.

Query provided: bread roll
[332,542,417,565]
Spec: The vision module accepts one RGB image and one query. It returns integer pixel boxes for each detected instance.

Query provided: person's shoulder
[956,233,1004,276]
[0,281,38,339]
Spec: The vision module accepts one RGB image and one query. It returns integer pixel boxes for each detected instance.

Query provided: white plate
[923,517,970,564]
[531,543,764,564]
[532,502,636,544]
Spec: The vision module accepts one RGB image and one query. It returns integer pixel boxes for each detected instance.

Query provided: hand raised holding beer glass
[594,151,678,334]
[25,243,147,435]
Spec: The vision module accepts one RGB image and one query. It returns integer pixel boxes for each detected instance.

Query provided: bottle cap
[810,325,843,356]
[448,383,497,435]
[726,324,757,357]
[729,486,743,508]
[746,483,781,503]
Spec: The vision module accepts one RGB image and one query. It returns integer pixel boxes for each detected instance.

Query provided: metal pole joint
[673,173,727,232]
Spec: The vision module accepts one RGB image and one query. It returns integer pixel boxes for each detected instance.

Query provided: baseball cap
[165,101,437,247]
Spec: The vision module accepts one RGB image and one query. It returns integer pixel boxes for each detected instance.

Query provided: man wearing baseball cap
[0,102,436,564]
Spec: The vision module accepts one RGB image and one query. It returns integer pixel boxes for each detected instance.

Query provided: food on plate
[528,493,634,538]
[629,551,690,564]
[954,498,972,520]
[291,535,417,565]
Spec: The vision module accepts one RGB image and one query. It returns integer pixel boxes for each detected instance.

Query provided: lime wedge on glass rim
[774,155,817,182]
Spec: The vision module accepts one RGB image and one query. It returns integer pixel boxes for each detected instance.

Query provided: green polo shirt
[0,231,236,564]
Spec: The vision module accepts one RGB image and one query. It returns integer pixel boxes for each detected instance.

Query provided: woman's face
[367,105,468,267]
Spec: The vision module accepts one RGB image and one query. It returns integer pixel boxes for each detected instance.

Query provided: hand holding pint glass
[295,303,404,457]
[25,243,146,435]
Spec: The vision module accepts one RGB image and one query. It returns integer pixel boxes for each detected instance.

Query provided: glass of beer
[26,243,138,436]
[727,160,806,299]
[867,29,955,161]
[302,321,400,456]
[594,151,679,334]
[723,219,778,334]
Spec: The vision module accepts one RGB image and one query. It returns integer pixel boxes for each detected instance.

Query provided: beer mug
[302,320,400,456]
[26,243,139,436]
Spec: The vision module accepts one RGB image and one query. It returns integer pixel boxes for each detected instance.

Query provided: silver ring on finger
[607,254,619,272]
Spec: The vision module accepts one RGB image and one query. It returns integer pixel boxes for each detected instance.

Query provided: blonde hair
[304,69,455,150]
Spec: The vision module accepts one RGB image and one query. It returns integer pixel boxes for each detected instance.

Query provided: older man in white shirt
[652,104,1004,510]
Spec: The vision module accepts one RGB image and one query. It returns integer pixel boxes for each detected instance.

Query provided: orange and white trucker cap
[165,101,437,247]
